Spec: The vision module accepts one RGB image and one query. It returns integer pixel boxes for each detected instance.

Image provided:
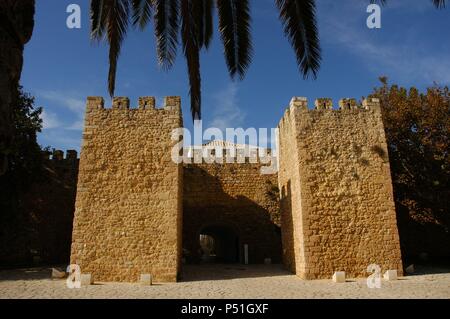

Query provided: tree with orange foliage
[372,78,450,262]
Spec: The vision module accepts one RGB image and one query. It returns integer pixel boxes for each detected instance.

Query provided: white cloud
[36,90,86,150]
[37,90,85,132]
[209,83,246,132]
[39,130,82,151]
[41,110,61,129]
[67,119,84,131]
[38,90,85,113]
[320,1,450,85]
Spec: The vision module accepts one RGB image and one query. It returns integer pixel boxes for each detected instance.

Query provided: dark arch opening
[199,224,240,264]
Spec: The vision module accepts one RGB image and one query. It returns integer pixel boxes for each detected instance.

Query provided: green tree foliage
[6,86,43,188]
[0,86,44,266]
[0,86,43,200]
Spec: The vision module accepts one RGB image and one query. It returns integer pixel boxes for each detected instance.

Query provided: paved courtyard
[0,264,449,299]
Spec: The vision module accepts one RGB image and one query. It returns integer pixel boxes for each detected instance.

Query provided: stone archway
[199,224,240,264]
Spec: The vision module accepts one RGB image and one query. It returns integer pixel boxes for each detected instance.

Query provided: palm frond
[192,0,214,49]
[432,0,446,8]
[192,0,204,48]
[276,0,321,79]
[104,0,130,96]
[217,0,253,80]
[235,0,252,78]
[369,0,386,5]
[181,0,202,120]
[203,0,214,49]
[154,0,180,70]
[91,0,108,40]
[131,0,153,30]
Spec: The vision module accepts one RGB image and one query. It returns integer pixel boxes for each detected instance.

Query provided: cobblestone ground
[0,264,449,299]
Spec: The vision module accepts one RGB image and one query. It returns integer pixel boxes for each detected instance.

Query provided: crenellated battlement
[279,97,381,128]
[184,143,274,165]
[42,149,78,161]
[86,96,181,112]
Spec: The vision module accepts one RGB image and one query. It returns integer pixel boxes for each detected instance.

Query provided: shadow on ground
[0,267,53,281]
[404,264,450,276]
[180,264,291,282]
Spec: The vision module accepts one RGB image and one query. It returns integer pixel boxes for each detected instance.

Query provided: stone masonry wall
[183,161,281,264]
[278,97,403,279]
[70,96,183,283]
[278,111,307,275]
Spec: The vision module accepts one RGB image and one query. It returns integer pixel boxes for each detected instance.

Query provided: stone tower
[70,96,183,282]
[278,97,403,279]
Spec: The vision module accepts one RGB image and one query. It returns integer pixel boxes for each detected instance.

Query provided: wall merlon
[49,150,78,161]
[315,98,333,110]
[66,150,78,160]
[279,97,305,129]
[53,150,64,161]
[138,97,156,110]
[41,150,51,160]
[339,98,358,110]
[362,98,381,111]
[112,97,130,110]
[164,96,182,112]
[289,97,308,111]
[86,97,105,111]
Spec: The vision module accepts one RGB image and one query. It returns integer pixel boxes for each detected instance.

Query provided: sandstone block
[332,271,346,283]
[140,274,152,286]
[80,274,94,286]
[383,270,398,281]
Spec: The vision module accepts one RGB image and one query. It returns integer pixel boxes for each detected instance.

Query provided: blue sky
[21,0,450,151]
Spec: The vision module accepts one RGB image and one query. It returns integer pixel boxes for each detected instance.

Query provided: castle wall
[70,97,183,283]
[278,97,403,279]
[277,103,307,274]
[183,162,281,264]
[0,150,78,266]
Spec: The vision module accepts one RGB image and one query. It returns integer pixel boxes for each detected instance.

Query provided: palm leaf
[90,0,130,96]
[181,0,202,120]
[108,0,130,96]
[217,0,253,80]
[432,0,446,8]
[91,0,107,40]
[276,0,321,79]
[131,0,153,30]
[154,0,180,70]
[192,0,214,49]
[235,0,252,78]
[193,0,205,48]
[203,0,214,49]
